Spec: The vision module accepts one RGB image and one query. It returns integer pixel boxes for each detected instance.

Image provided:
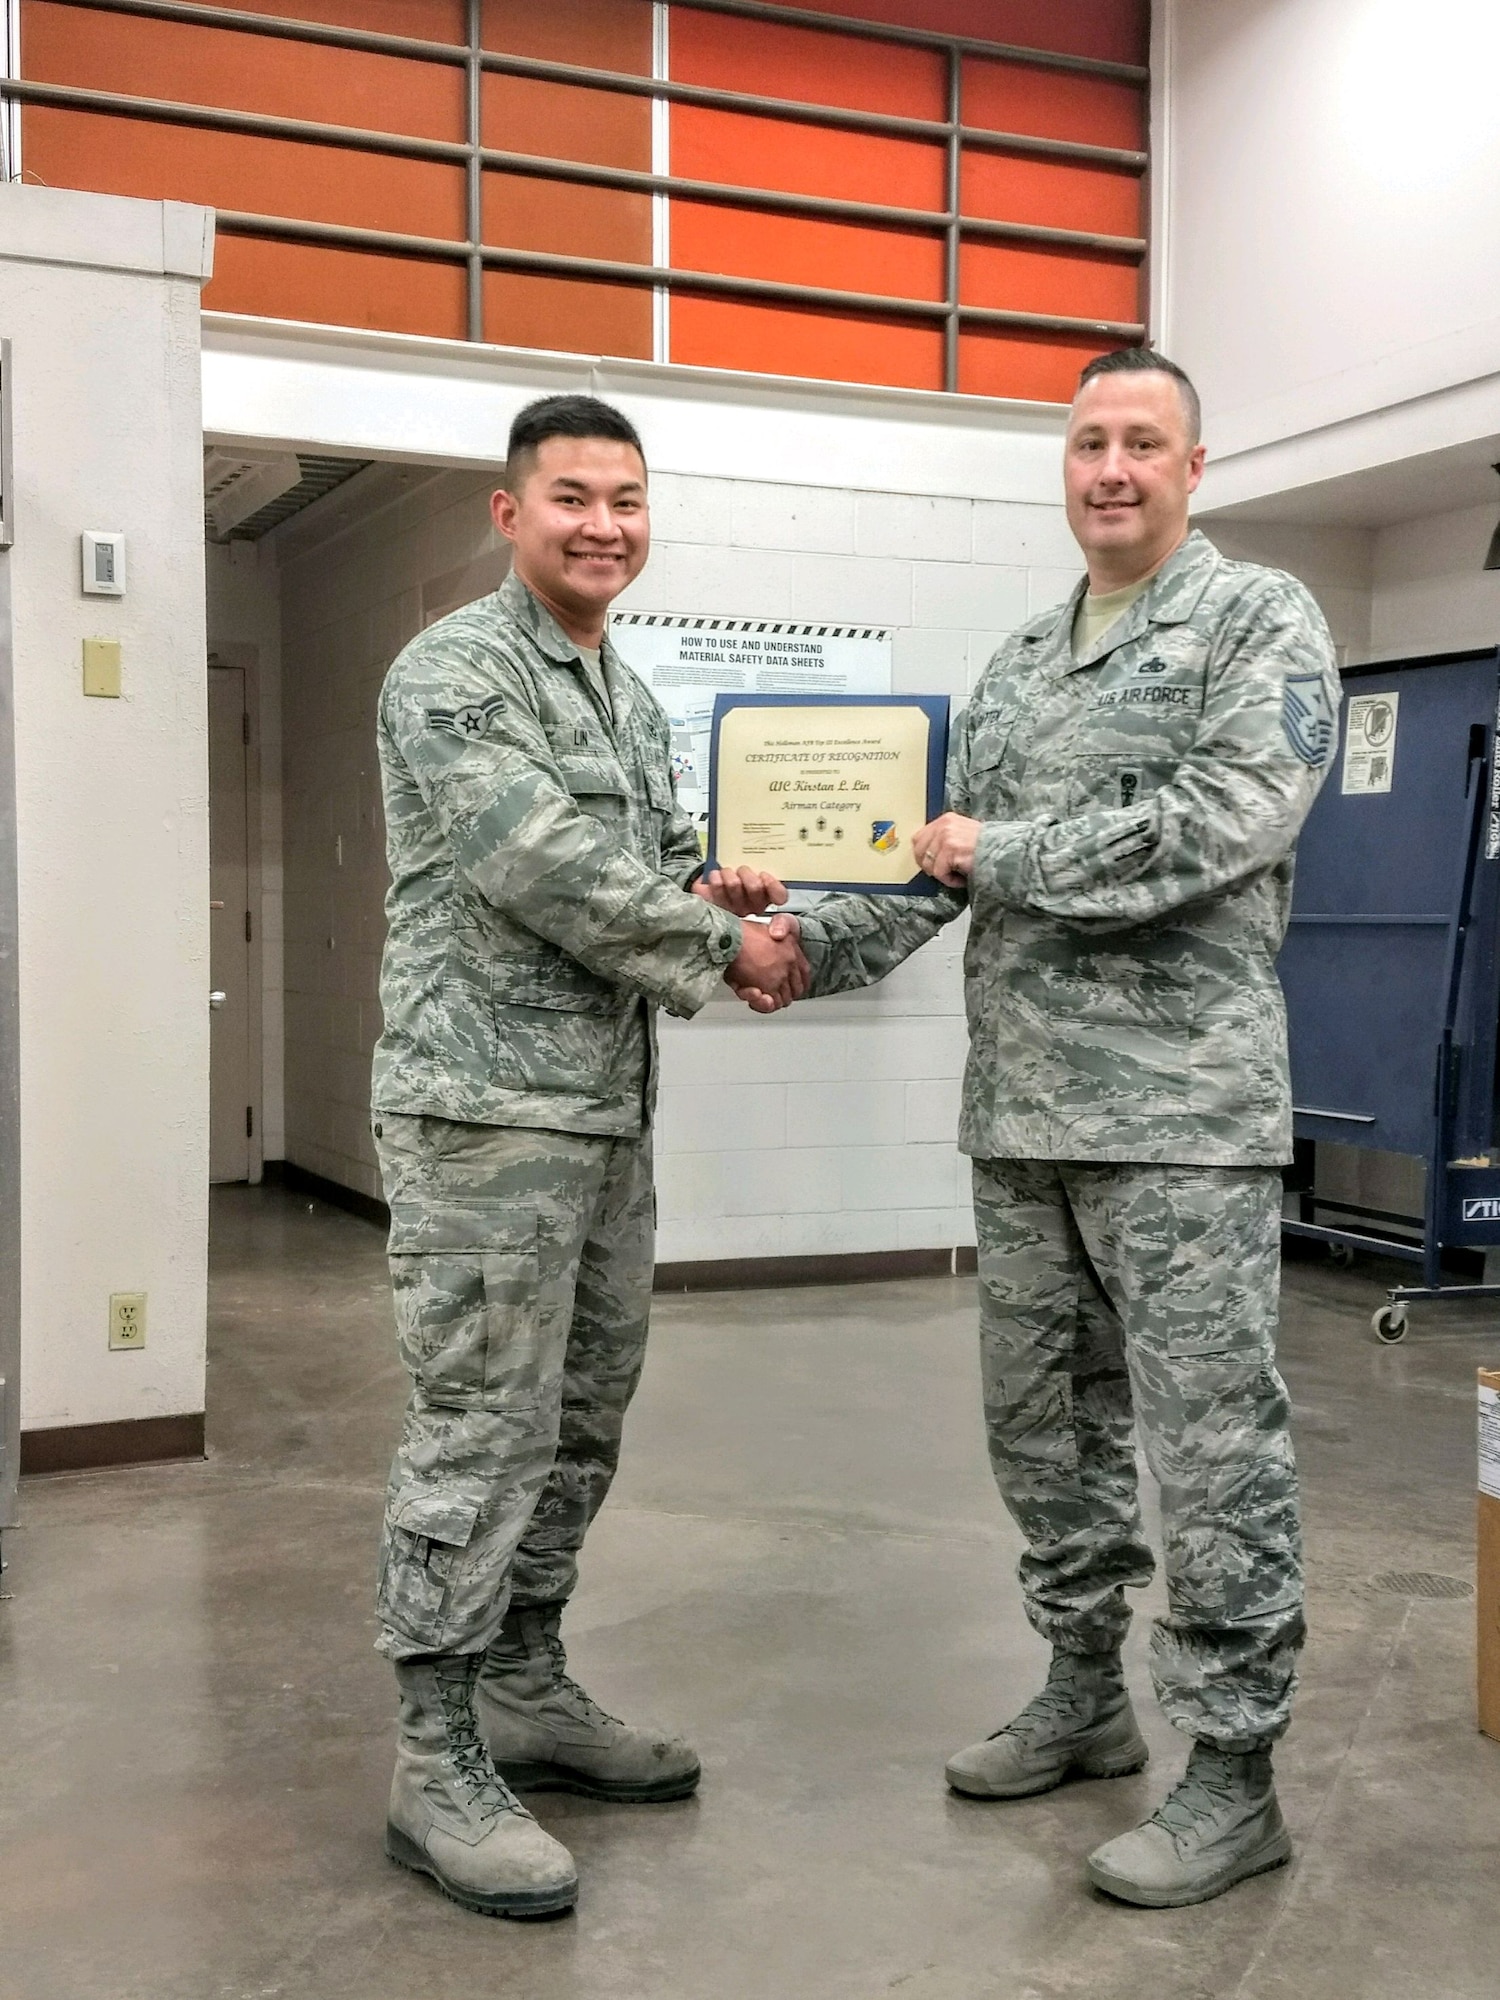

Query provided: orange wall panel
[481,74,651,171]
[959,328,1110,402]
[207,234,467,337]
[963,56,1144,151]
[482,270,652,361]
[23,105,466,237]
[482,0,650,72]
[961,241,1139,324]
[19,0,1148,398]
[962,151,1142,238]
[205,0,463,38]
[761,1,1147,68]
[671,8,945,120]
[483,173,651,263]
[673,295,942,391]
[672,105,944,209]
[24,2,465,141]
[673,201,941,302]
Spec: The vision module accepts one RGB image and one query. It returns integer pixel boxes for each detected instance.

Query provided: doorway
[208,656,261,1182]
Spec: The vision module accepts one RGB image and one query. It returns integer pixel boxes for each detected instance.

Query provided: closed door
[209,665,252,1182]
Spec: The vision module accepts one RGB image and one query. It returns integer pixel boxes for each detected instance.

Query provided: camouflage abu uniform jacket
[372,570,742,1133]
[798,531,1340,1165]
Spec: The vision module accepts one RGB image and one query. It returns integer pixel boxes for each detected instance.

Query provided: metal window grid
[9,0,1149,387]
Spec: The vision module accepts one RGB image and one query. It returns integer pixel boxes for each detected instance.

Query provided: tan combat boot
[386,1652,579,1917]
[1087,1740,1291,1907]
[476,1603,701,1803]
[946,1648,1149,1799]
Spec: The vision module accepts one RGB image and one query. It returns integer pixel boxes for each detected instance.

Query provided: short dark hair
[1076,347,1201,445]
[503,394,646,490]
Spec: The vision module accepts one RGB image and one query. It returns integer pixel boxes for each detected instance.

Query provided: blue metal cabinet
[1279,646,1500,1338]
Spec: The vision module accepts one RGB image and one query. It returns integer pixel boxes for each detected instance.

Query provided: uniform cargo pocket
[387,1198,545,1409]
[377,1487,482,1648]
[490,994,626,1094]
[492,957,619,1015]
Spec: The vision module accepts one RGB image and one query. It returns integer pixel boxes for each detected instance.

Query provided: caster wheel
[1329,1242,1355,1269]
[1372,1304,1408,1344]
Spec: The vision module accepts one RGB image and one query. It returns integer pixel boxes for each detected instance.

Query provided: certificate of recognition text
[707,695,948,894]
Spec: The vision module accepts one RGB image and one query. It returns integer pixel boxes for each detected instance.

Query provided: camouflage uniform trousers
[372,1112,655,1662]
[972,1157,1304,1748]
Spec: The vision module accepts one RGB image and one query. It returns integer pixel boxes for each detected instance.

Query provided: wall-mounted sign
[1341,690,1398,795]
[611,611,892,830]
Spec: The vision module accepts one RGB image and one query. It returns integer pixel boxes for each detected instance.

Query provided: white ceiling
[1198,431,1500,530]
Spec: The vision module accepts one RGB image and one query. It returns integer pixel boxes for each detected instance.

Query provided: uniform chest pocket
[552,750,631,812]
[962,710,1025,818]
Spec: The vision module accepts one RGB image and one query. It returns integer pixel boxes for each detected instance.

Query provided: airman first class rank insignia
[428,694,507,741]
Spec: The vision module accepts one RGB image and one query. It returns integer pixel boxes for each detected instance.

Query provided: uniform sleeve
[968,577,1340,933]
[383,639,741,1016]
[797,700,972,994]
[658,779,708,891]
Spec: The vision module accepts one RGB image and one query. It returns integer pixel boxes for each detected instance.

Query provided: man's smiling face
[491,435,650,642]
[1063,369,1206,590]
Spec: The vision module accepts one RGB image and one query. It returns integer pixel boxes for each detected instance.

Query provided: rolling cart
[1279,646,1500,1341]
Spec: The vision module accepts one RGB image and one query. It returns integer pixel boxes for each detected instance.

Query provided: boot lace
[992,1656,1102,1744]
[540,1626,622,1729]
[1150,1749,1240,1849]
[434,1661,522,1818]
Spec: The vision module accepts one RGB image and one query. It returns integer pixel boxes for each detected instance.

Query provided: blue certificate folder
[705,692,951,896]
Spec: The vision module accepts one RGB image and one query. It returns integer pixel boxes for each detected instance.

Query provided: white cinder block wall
[1195,518,1374,662]
[623,476,1081,1265]
[1369,502,1500,661]
[274,464,506,1198]
[258,438,1086,1262]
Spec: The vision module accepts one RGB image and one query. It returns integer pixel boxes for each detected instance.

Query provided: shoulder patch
[1283,673,1336,767]
[428,694,506,741]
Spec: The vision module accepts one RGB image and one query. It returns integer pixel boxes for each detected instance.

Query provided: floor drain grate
[1370,1571,1474,1600]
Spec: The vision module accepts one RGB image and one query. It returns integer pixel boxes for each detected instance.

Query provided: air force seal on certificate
[870,820,899,852]
[1282,672,1336,767]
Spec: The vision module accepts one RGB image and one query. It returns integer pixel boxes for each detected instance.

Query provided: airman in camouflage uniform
[371,399,801,1917]
[792,353,1340,1908]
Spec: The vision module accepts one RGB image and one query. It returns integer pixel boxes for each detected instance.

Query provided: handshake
[687,815,982,1013]
[690,866,807,1014]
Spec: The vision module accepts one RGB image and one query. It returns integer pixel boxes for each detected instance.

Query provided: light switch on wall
[82,637,121,698]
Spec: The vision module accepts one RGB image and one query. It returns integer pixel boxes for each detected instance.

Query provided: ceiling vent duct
[203,450,373,543]
[203,448,302,541]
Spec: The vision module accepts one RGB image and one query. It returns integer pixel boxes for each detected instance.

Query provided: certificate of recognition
[705,693,950,895]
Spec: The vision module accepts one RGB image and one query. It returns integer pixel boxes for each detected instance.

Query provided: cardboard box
[1479,1367,1500,1742]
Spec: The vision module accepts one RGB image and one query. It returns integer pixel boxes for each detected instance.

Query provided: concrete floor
[1,1185,1497,2000]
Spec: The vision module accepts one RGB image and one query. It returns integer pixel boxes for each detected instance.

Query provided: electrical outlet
[109,1292,146,1351]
